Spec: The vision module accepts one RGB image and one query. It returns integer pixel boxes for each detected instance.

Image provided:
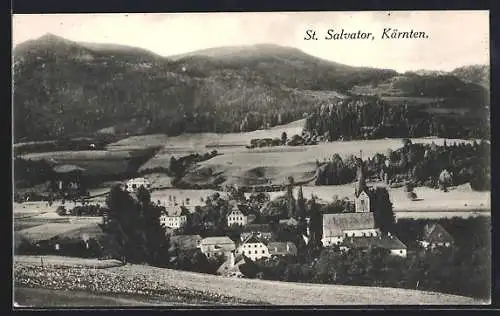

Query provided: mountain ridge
[13,34,489,142]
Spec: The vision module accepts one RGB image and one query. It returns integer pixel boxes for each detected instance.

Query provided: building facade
[125,177,151,193]
[160,205,188,229]
[236,234,270,261]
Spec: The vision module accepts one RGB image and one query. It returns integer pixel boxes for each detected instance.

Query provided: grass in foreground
[14,256,484,306]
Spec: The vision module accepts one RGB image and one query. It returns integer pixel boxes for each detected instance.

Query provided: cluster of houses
[151,166,455,279]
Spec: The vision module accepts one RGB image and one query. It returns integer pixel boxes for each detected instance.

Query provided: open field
[13,256,484,305]
[15,222,104,243]
[180,137,478,187]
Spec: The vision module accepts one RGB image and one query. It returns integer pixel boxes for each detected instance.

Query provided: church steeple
[355,151,367,197]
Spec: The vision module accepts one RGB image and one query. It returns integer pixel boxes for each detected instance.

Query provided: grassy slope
[14,287,169,307]
[13,255,483,305]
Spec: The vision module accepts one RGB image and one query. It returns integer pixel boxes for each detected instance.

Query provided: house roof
[342,236,407,250]
[242,223,272,233]
[423,223,454,243]
[268,241,298,256]
[240,233,267,245]
[227,207,251,217]
[170,234,202,250]
[201,236,235,246]
[323,212,376,237]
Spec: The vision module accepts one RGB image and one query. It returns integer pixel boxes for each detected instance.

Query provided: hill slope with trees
[13,34,489,142]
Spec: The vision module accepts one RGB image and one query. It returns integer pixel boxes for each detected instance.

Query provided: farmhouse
[159,204,188,229]
[240,224,274,242]
[125,177,151,193]
[199,236,236,259]
[340,235,408,258]
[419,223,455,249]
[267,241,298,257]
[236,234,270,261]
[170,234,202,251]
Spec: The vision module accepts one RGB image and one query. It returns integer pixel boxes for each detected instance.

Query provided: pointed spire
[355,159,367,197]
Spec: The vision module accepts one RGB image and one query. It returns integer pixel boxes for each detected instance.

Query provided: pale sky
[12,11,489,72]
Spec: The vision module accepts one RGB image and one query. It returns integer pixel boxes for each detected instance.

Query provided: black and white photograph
[12,11,491,307]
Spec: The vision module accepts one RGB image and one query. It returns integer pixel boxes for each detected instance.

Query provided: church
[320,159,380,247]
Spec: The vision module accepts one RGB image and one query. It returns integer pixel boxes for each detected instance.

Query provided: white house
[418,223,455,249]
[235,234,270,261]
[125,177,151,193]
[160,204,187,229]
[227,204,249,227]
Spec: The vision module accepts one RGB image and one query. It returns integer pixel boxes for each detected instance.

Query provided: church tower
[354,152,370,213]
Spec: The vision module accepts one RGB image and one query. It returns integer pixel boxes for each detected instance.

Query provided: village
[15,155,466,284]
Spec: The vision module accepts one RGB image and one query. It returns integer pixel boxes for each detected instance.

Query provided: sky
[12,11,489,72]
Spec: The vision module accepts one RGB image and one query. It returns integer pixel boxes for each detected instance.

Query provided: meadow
[13,256,483,305]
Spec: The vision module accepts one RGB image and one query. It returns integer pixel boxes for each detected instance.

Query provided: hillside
[14,256,482,305]
[450,65,490,90]
[13,34,488,142]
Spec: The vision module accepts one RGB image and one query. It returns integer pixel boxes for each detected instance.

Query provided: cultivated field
[15,222,103,244]
[13,256,484,305]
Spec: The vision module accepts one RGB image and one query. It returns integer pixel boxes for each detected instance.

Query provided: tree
[100,185,170,266]
[297,186,306,219]
[372,187,395,235]
[281,131,288,145]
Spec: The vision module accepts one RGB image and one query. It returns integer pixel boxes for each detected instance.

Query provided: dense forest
[303,96,489,140]
[315,140,491,191]
[13,34,489,142]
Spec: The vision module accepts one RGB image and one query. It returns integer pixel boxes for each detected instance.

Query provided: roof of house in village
[240,232,269,245]
[322,212,376,237]
[170,234,202,250]
[268,241,298,256]
[242,223,273,233]
[422,223,454,243]
[200,236,236,249]
[341,236,407,250]
[53,164,86,174]
[227,201,252,216]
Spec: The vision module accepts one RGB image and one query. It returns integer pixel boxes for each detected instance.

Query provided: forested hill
[13,34,489,142]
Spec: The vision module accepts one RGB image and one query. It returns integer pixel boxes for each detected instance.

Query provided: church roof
[322,212,376,237]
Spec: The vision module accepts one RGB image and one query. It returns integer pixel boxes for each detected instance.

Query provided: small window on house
[255,251,258,254]
[262,250,265,254]
[345,233,348,237]
[363,233,366,237]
